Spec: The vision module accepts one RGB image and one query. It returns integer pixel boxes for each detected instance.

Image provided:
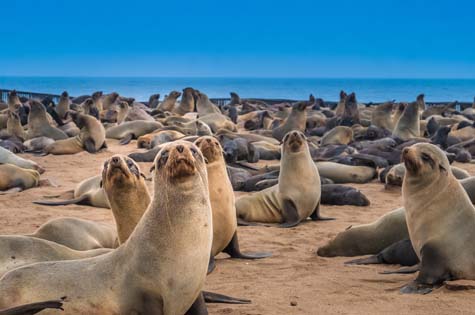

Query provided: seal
[28,217,117,251]
[271,101,308,141]
[101,92,119,110]
[399,143,475,294]
[105,120,163,145]
[335,90,347,116]
[194,136,271,272]
[56,91,71,119]
[0,298,65,315]
[0,164,40,193]
[0,140,214,315]
[0,147,44,173]
[102,155,151,244]
[371,101,394,131]
[320,126,353,146]
[173,87,195,115]
[27,100,68,140]
[392,101,420,140]
[44,112,106,155]
[196,91,221,115]
[315,162,376,184]
[236,130,331,227]
[158,90,182,112]
[148,93,160,108]
[34,175,110,208]
[338,92,360,126]
[317,207,408,257]
[321,184,370,206]
[6,110,27,141]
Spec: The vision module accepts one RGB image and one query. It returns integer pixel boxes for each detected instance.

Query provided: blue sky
[1,0,474,78]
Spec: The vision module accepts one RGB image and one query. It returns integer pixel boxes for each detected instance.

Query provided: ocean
[0,77,474,103]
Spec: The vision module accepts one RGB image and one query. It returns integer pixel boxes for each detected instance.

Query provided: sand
[1,140,475,314]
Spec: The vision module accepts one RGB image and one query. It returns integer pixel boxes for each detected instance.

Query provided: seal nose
[111,157,120,164]
[177,145,184,153]
[402,148,410,156]
[206,138,212,143]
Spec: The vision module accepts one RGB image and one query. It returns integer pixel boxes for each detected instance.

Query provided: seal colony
[1,88,475,313]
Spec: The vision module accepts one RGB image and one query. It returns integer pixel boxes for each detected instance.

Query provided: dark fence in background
[0,88,472,110]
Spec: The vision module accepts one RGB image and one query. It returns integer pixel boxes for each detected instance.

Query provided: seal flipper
[310,202,335,221]
[0,297,65,315]
[185,292,208,315]
[207,256,216,274]
[222,231,272,259]
[84,138,97,153]
[400,243,452,294]
[119,134,134,145]
[380,264,420,275]
[346,239,419,266]
[278,199,301,228]
[202,291,251,304]
[33,194,89,206]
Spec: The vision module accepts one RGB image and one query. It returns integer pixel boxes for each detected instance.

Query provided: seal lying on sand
[236,131,332,227]
[0,164,40,194]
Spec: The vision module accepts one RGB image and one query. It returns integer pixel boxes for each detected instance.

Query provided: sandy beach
[1,140,475,314]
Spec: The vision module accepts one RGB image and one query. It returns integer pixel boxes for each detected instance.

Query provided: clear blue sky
[1,0,474,78]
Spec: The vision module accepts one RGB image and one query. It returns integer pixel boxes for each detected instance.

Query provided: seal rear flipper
[310,202,335,221]
[345,254,383,265]
[0,297,65,315]
[33,194,89,206]
[185,292,208,315]
[119,134,134,145]
[0,187,23,195]
[202,291,251,304]
[237,218,262,226]
[84,138,97,153]
[380,264,420,275]
[400,242,452,294]
[346,239,419,266]
[222,231,272,259]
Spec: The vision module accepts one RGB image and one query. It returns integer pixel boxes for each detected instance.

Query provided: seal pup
[34,175,109,208]
[400,143,475,294]
[0,141,213,315]
[194,137,271,271]
[392,101,420,140]
[27,100,68,140]
[44,112,106,155]
[271,101,308,141]
[236,131,331,227]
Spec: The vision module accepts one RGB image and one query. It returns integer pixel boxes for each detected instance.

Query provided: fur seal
[0,147,44,173]
[105,120,163,145]
[338,92,360,126]
[0,164,40,193]
[56,91,70,119]
[335,90,347,116]
[28,217,117,251]
[236,131,331,227]
[400,143,475,293]
[173,87,195,115]
[320,126,353,146]
[101,92,119,111]
[194,136,271,271]
[317,207,408,257]
[0,141,213,315]
[27,100,68,140]
[148,93,160,108]
[392,101,420,140]
[196,91,221,116]
[271,101,308,141]
[315,162,376,184]
[321,184,370,206]
[34,175,109,208]
[44,112,106,154]
[102,155,151,244]
[158,91,181,112]
[371,101,394,131]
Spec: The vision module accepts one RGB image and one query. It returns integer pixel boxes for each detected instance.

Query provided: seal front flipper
[202,291,251,304]
[400,243,452,294]
[223,231,272,259]
[278,199,301,228]
[0,297,65,315]
[185,292,208,315]
[84,138,97,153]
[207,256,216,274]
[119,133,134,145]
[310,202,335,221]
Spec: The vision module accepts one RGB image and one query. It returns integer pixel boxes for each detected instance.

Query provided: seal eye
[190,147,198,156]
[161,151,169,163]
[126,159,134,168]
[421,153,431,162]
